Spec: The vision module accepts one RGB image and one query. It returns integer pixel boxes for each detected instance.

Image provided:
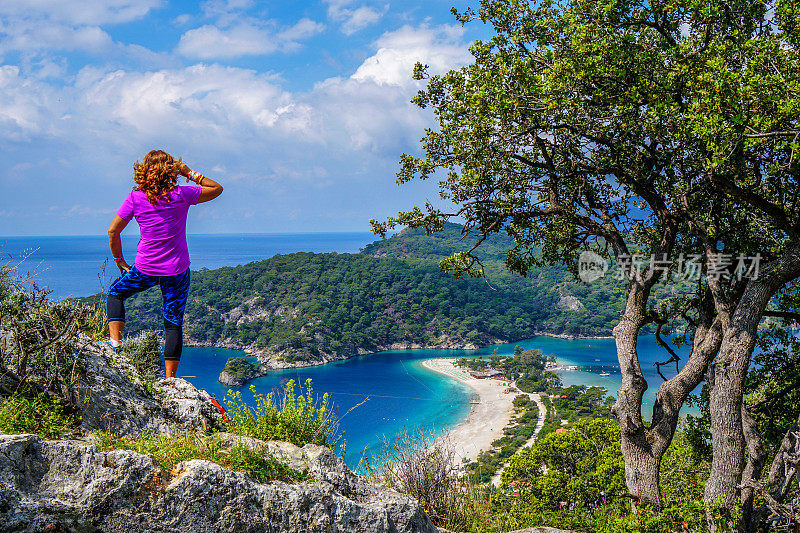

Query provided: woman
[106,149,223,378]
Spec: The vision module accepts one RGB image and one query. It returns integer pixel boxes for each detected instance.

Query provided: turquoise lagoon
[177,334,694,470]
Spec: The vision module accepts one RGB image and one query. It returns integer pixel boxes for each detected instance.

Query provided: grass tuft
[94,430,308,484]
[0,392,77,439]
[225,379,344,452]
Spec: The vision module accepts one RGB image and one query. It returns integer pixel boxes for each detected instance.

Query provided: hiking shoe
[104,340,122,351]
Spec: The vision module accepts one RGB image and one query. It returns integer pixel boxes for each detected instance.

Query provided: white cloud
[0,22,473,234]
[305,24,471,153]
[0,22,470,152]
[325,0,386,35]
[177,18,324,59]
[0,65,63,140]
[0,0,161,26]
[352,24,470,86]
[177,23,278,58]
[77,64,311,144]
[341,6,385,35]
[279,18,327,42]
[201,0,253,18]
[0,20,114,54]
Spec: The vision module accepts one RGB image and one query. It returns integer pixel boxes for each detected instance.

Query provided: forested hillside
[366,223,640,333]
[107,224,643,365]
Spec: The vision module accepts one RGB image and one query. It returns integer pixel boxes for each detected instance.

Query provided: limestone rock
[218,370,242,386]
[74,340,225,437]
[214,433,370,498]
[0,433,438,533]
[557,294,585,312]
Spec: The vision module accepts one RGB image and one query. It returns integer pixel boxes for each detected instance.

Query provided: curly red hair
[133,150,183,205]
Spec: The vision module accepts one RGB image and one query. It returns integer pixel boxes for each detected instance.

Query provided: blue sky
[0,0,490,235]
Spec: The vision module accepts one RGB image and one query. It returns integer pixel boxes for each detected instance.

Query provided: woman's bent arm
[197,175,223,203]
[108,215,131,273]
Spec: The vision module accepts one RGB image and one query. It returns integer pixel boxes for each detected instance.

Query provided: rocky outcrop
[0,336,442,532]
[218,370,243,386]
[245,338,487,371]
[556,293,585,313]
[0,433,438,533]
[218,361,267,387]
[74,340,225,437]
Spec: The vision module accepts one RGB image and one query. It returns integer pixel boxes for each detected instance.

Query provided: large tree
[374,0,800,528]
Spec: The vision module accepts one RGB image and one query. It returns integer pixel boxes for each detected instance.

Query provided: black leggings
[107,294,183,361]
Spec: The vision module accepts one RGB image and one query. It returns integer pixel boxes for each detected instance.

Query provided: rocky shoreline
[218,367,269,386]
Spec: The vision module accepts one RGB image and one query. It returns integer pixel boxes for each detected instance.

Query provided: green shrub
[363,430,484,532]
[120,331,162,387]
[512,395,531,408]
[0,393,76,439]
[225,379,343,451]
[94,430,307,483]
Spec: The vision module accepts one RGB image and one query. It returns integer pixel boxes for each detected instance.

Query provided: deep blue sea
[1,234,697,469]
[1,233,377,299]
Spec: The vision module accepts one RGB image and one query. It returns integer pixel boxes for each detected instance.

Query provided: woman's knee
[163,319,183,361]
[106,294,125,322]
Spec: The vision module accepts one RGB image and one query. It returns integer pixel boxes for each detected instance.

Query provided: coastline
[185,330,614,371]
[419,358,516,465]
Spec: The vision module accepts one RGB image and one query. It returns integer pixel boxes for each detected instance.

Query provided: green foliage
[0,392,77,440]
[501,418,625,510]
[106,250,568,362]
[94,430,307,484]
[512,395,531,409]
[120,331,162,389]
[222,357,261,383]
[457,349,562,395]
[0,272,97,408]
[225,379,343,452]
[362,429,479,531]
[550,385,615,420]
[746,324,800,448]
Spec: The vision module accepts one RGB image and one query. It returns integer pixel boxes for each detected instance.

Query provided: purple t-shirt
[117,186,202,276]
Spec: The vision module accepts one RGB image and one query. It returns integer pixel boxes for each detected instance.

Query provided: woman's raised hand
[178,162,191,178]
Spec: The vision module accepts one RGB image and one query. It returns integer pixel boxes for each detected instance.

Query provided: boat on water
[599,372,611,377]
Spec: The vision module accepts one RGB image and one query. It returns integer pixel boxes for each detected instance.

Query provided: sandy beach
[420,358,516,465]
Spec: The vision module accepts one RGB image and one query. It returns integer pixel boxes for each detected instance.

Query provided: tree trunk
[613,281,725,510]
[705,244,800,528]
[612,280,658,507]
[739,405,767,533]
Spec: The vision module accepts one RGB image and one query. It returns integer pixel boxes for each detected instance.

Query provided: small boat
[599,372,610,377]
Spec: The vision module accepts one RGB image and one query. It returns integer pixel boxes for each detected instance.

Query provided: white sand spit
[420,358,516,466]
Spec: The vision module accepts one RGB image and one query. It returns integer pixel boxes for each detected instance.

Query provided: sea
[0,233,698,469]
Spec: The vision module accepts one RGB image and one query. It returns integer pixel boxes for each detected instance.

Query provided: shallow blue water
[179,346,477,470]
